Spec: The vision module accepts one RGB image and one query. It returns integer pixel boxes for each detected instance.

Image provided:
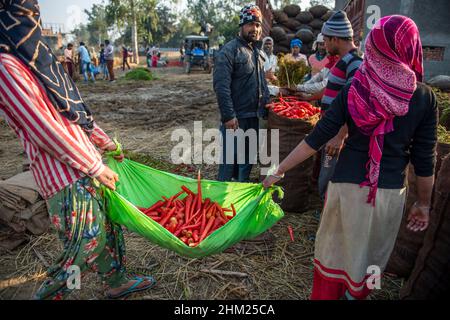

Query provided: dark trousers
[123,58,130,71]
[218,117,259,183]
[66,62,74,78]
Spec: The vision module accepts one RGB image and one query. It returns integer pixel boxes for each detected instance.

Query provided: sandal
[106,275,156,299]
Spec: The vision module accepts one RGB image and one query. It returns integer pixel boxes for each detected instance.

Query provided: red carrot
[178,221,202,231]
[193,230,199,242]
[145,200,164,212]
[200,216,215,242]
[167,190,184,208]
[181,186,195,195]
[231,203,237,217]
[185,195,192,223]
[288,225,295,242]
[197,170,202,210]
[160,207,176,226]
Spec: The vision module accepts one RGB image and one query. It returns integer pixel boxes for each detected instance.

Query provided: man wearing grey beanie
[316,11,363,219]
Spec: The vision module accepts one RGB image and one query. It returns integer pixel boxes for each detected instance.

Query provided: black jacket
[305,83,438,189]
[213,37,269,123]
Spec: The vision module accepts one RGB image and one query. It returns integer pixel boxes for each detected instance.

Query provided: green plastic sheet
[103,157,284,258]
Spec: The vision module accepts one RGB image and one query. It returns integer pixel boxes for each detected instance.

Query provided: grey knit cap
[321,10,354,38]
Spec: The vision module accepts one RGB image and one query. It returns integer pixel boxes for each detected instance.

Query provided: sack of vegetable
[386,127,450,278]
[102,155,284,258]
[265,97,320,212]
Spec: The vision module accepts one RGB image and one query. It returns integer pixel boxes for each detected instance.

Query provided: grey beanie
[321,10,354,38]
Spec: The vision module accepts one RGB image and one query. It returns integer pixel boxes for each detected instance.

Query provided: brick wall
[423,46,445,61]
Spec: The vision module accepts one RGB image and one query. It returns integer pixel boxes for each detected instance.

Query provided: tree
[105,0,143,63]
[84,4,108,45]
[186,0,247,45]
[150,5,177,46]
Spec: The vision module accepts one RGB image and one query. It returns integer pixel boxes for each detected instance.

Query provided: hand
[224,118,239,130]
[105,142,124,162]
[97,166,119,191]
[325,134,345,157]
[294,92,312,100]
[265,71,277,82]
[406,203,430,232]
[262,174,282,189]
[278,88,290,96]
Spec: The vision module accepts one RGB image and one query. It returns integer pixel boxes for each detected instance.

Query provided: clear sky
[40,0,104,32]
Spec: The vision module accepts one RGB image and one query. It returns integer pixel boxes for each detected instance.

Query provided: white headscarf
[312,33,325,51]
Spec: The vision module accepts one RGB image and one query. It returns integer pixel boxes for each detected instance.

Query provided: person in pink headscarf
[263,15,437,300]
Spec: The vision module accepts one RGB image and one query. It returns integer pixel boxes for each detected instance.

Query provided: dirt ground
[0,64,404,300]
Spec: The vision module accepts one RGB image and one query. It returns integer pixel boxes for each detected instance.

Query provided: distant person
[146,47,152,67]
[122,46,130,71]
[261,36,278,83]
[99,44,109,80]
[285,39,308,65]
[104,40,115,82]
[309,33,330,76]
[64,43,74,79]
[150,46,159,68]
[179,45,185,63]
[78,42,95,83]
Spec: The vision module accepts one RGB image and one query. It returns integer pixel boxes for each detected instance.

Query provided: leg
[237,117,259,182]
[67,62,73,79]
[108,60,115,81]
[34,178,128,300]
[218,124,237,182]
[82,63,89,82]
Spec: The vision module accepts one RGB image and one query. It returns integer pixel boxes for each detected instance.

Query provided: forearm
[304,87,325,101]
[415,175,434,207]
[90,122,115,151]
[276,140,317,175]
[336,124,348,139]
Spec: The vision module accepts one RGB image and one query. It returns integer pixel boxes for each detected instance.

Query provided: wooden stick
[200,269,248,278]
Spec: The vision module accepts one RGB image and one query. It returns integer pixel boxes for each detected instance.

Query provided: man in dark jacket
[213,4,269,182]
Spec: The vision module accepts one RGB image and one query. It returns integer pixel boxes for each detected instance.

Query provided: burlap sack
[266,109,319,212]
[400,154,450,299]
[386,142,450,278]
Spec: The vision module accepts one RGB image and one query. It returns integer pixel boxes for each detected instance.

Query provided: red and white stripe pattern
[0,53,112,199]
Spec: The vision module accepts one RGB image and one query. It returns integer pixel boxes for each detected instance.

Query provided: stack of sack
[270,4,332,55]
[0,171,49,251]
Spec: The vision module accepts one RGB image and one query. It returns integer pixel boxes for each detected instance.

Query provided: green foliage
[124,67,154,81]
[438,125,450,144]
[432,87,450,130]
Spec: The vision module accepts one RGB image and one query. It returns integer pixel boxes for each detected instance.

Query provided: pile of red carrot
[138,171,236,247]
[267,96,320,119]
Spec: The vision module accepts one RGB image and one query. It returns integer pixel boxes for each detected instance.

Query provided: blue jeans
[318,148,339,201]
[218,117,259,182]
[100,62,109,79]
[82,62,95,82]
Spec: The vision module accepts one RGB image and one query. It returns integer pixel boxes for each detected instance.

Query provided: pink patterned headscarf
[347,15,424,206]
